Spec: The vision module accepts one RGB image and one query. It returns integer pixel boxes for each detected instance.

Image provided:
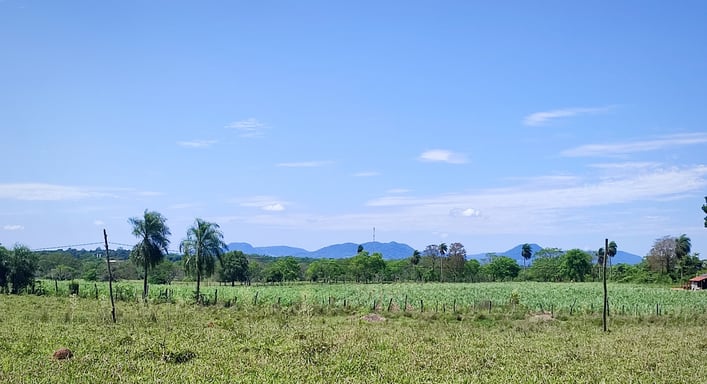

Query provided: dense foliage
[7,238,706,291]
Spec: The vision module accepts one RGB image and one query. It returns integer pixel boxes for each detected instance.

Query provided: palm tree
[438,243,448,282]
[607,241,617,279]
[521,243,533,268]
[410,250,421,282]
[181,218,227,303]
[596,247,605,281]
[129,210,171,300]
[675,234,691,279]
[675,234,691,259]
[410,250,421,265]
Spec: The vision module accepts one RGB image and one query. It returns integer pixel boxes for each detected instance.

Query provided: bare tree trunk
[603,238,608,332]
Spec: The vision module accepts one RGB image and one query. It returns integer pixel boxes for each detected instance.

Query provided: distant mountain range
[226,241,415,259]
[226,241,644,265]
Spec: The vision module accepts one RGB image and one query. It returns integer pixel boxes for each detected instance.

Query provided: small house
[689,274,707,290]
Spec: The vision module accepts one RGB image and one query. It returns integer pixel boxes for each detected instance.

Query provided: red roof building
[689,274,707,290]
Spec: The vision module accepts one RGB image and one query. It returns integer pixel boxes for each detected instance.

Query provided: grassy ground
[1,293,706,383]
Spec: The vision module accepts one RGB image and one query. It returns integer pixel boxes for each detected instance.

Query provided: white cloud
[234,196,288,212]
[368,166,707,212]
[3,224,24,231]
[262,203,285,212]
[177,139,217,148]
[371,165,707,208]
[208,165,707,248]
[93,220,105,226]
[419,149,468,164]
[277,161,332,168]
[226,118,267,138]
[450,208,481,217]
[523,106,613,126]
[0,183,115,201]
[561,133,707,157]
[353,171,380,177]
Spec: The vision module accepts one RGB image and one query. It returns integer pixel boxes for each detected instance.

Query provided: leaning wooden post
[104,229,116,323]
[603,238,608,332]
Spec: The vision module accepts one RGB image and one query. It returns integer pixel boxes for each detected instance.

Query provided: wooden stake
[104,229,116,323]
[603,238,608,332]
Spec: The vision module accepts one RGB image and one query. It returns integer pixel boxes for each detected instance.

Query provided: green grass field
[2,282,706,383]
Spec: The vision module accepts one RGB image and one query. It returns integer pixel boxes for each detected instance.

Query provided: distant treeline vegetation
[1,235,704,295]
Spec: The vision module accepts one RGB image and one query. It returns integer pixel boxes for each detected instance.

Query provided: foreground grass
[1,295,706,383]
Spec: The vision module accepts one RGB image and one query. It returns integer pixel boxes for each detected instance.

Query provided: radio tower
[373,227,376,242]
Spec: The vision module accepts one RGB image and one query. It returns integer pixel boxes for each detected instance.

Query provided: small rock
[52,348,73,360]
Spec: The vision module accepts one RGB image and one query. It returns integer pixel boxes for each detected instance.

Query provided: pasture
[1,282,706,383]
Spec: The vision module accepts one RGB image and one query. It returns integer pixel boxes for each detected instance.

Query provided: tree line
[1,207,705,297]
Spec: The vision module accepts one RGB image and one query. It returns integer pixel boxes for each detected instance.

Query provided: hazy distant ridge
[226,241,643,264]
[226,241,415,259]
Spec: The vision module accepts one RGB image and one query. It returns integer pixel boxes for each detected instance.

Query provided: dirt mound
[52,348,73,360]
[361,313,386,322]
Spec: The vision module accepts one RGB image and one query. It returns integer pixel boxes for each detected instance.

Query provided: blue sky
[2,0,706,257]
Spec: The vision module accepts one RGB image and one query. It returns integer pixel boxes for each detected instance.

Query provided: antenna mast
[373,227,376,242]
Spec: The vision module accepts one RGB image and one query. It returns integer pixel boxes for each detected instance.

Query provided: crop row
[35,280,707,316]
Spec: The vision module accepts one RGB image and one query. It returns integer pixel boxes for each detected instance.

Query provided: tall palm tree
[675,234,691,260]
[675,234,691,279]
[129,210,171,300]
[410,250,421,282]
[410,250,421,265]
[438,243,448,282]
[607,241,617,279]
[521,243,533,269]
[181,218,227,303]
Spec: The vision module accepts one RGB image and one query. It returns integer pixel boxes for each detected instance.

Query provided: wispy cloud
[367,166,707,211]
[277,161,332,168]
[419,149,468,164]
[234,196,288,212]
[93,220,104,226]
[177,139,217,148]
[353,171,380,177]
[0,183,116,201]
[226,118,267,138]
[262,203,285,212]
[449,208,481,217]
[588,162,661,170]
[562,133,707,157]
[523,106,613,126]
[3,224,24,231]
[203,166,707,246]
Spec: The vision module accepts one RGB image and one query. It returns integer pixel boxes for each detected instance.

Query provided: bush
[68,281,80,295]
